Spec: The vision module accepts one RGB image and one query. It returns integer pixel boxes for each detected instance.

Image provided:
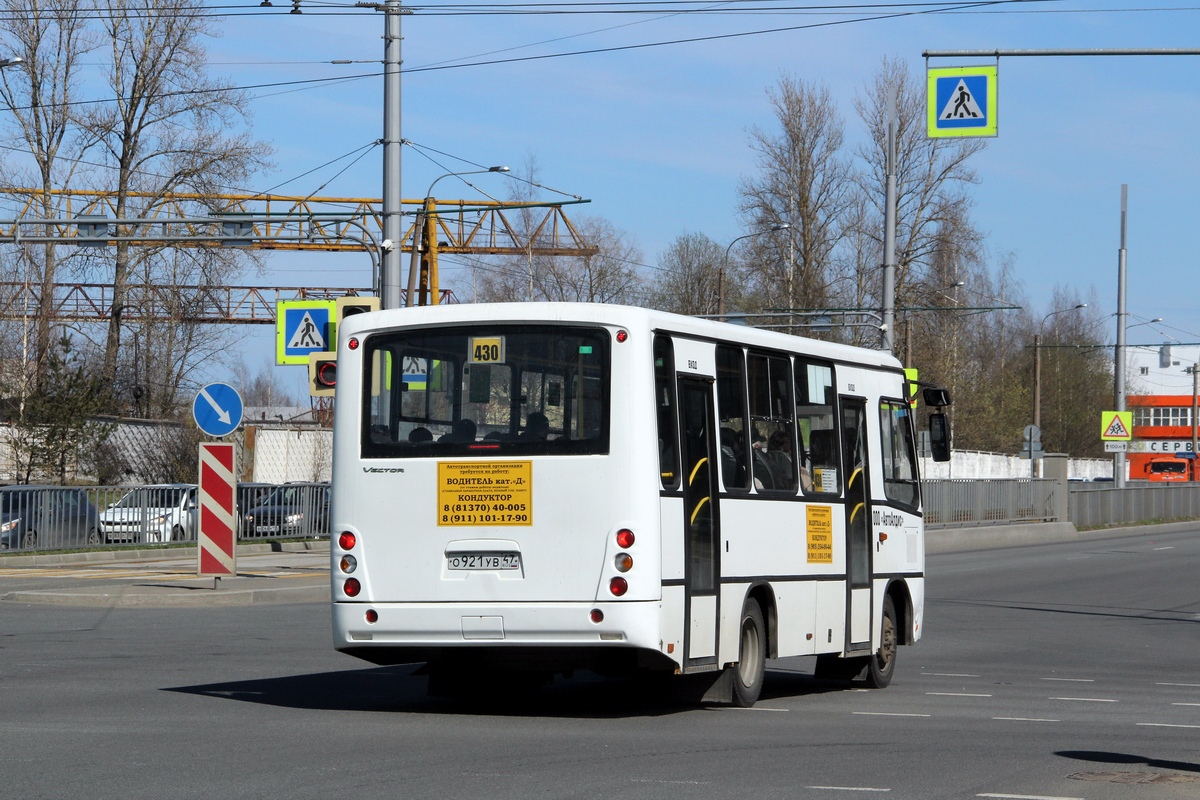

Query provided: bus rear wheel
[731,600,766,707]
[864,595,897,689]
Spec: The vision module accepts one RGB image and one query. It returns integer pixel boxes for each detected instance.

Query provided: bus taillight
[343,578,361,597]
[590,609,604,623]
[609,577,628,597]
[616,529,635,548]
[339,531,357,550]
[340,555,358,574]
[365,609,378,623]
[614,553,633,572]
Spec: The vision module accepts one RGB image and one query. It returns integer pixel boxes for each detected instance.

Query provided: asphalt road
[2,527,1199,800]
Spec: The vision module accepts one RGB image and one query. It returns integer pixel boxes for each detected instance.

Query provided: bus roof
[339,302,903,372]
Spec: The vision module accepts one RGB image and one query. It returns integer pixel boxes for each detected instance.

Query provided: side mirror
[923,387,952,408]
[929,412,950,462]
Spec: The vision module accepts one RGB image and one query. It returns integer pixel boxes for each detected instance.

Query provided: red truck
[1143,456,1195,482]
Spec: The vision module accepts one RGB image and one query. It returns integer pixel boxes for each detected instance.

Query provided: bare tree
[79,0,270,393]
[0,0,95,386]
[852,57,987,314]
[533,216,644,304]
[646,232,725,316]
[740,75,853,312]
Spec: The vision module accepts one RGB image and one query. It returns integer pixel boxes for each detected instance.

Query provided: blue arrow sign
[193,382,244,437]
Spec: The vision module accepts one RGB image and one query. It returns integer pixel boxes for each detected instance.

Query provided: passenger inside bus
[522,412,550,440]
[440,418,477,443]
[408,426,433,444]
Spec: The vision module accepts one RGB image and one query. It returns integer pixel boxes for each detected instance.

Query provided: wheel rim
[876,613,896,671]
[738,616,763,687]
[88,528,100,545]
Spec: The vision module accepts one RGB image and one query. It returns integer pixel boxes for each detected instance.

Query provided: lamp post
[1032,303,1086,477]
[405,165,509,307]
[719,223,790,318]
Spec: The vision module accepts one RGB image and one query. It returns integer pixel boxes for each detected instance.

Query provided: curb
[0,539,330,568]
[2,583,330,608]
[927,518,1199,554]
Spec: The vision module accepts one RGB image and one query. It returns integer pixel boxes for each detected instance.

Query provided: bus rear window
[361,325,610,457]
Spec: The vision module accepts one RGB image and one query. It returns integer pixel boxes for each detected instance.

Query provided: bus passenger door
[678,376,720,670]
[841,399,873,653]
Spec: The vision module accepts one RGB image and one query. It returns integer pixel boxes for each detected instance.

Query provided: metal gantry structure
[0,188,598,322]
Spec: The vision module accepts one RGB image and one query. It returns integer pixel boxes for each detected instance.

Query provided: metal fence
[922,479,1059,529]
[0,482,330,553]
[1069,483,1200,529]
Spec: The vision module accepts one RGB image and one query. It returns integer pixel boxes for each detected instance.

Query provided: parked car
[236,482,277,525]
[101,484,197,544]
[242,483,330,538]
[0,486,102,550]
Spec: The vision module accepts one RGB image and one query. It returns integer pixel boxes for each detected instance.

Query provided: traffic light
[337,295,379,324]
[308,351,337,397]
[334,296,379,349]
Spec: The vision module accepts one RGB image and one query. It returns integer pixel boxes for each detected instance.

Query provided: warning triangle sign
[288,311,326,349]
[939,80,984,121]
[1104,415,1129,439]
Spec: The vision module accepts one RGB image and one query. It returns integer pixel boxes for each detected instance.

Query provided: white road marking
[712,706,789,712]
[1157,682,1200,687]
[1153,546,1174,550]
[977,794,1085,800]
[1171,702,1200,707]
[1049,696,1117,702]
[852,711,930,717]
[1040,677,1093,682]
[806,786,891,792]
[630,778,710,785]
[992,717,1060,722]
[922,672,979,677]
[1136,722,1200,729]
[927,692,992,697]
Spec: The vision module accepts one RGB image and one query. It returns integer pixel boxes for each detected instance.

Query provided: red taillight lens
[348,337,359,350]
[365,609,378,623]
[590,609,604,623]
[609,577,628,597]
[339,531,356,550]
[616,529,635,548]
[343,578,361,597]
[616,329,629,343]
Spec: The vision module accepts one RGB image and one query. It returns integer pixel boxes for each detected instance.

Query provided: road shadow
[1057,750,1200,774]
[166,662,849,718]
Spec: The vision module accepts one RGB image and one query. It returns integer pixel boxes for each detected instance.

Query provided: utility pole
[380,0,404,309]
[1114,185,1128,487]
[881,88,897,353]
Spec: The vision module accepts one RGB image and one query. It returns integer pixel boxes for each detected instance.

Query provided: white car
[101,484,198,544]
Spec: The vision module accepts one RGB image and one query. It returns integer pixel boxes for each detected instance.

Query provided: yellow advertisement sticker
[807,505,834,564]
[438,461,532,526]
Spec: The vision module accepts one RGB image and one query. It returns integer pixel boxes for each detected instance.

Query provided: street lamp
[0,57,23,69]
[1032,303,1086,477]
[405,165,509,307]
[719,223,790,318]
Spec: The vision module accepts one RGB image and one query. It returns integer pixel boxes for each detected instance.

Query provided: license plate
[447,552,521,571]
[257,525,280,533]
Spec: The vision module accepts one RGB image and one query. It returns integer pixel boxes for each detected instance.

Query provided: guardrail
[0,482,330,553]
[1069,483,1200,528]
[922,479,1058,529]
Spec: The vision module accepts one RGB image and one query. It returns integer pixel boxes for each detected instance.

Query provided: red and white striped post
[198,443,237,579]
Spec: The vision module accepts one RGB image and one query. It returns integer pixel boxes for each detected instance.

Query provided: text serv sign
[198,442,237,577]
[438,461,532,526]
[806,505,834,564]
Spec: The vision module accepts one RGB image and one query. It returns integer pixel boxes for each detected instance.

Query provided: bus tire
[731,600,766,707]
[864,595,898,689]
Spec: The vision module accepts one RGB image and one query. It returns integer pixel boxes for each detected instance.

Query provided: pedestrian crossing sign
[276,299,337,365]
[927,65,998,138]
[1100,410,1133,441]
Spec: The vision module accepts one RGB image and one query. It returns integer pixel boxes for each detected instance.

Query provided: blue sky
[199,1,1200,392]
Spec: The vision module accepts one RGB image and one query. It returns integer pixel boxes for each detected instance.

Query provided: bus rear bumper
[332,600,668,667]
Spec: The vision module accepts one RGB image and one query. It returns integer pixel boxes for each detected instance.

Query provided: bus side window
[716,345,750,491]
[654,335,680,490]
[796,359,839,495]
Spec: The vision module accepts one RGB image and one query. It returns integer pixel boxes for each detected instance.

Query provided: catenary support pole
[380,0,403,309]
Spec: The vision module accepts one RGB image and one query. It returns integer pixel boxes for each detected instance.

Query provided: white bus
[330,302,950,706]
